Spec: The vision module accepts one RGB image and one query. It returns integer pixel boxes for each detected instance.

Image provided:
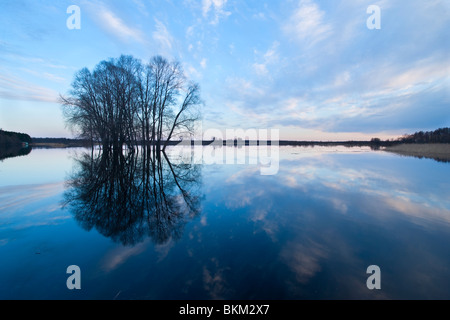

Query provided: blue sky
[0,0,449,140]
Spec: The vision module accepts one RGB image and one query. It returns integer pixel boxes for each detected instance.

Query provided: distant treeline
[398,128,450,144]
[31,137,92,147]
[0,129,32,146]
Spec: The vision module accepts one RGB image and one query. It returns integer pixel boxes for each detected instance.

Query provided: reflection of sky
[0,148,78,186]
[199,146,450,299]
[0,147,449,299]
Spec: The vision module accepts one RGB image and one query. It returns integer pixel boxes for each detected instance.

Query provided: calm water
[0,146,449,300]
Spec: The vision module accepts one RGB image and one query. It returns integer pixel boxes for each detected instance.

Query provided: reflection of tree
[63,147,202,246]
[0,145,32,161]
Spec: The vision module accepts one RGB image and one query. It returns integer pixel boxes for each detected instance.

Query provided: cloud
[252,41,279,76]
[0,72,59,103]
[184,63,202,80]
[283,0,332,47]
[153,19,174,51]
[200,58,207,69]
[222,0,450,135]
[87,2,145,43]
[20,68,66,83]
[132,0,149,16]
[202,0,231,25]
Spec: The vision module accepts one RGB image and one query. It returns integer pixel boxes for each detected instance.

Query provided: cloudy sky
[0,0,449,140]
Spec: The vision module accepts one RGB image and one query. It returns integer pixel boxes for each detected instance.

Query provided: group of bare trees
[61,55,201,152]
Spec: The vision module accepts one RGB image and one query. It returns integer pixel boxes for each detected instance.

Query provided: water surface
[0,146,449,299]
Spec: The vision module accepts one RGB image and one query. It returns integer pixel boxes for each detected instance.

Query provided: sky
[0,0,449,140]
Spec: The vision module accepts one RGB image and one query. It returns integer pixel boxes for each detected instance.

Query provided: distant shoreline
[29,139,394,148]
[383,143,450,162]
[6,140,450,164]
[30,142,83,148]
[28,139,450,150]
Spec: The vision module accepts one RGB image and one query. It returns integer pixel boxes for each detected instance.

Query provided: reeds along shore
[383,143,450,162]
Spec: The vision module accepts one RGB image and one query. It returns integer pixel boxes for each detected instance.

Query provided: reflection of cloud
[25,203,62,216]
[12,216,71,230]
[0,182,72,233]
[223,167,267,210]
[225,188,264,210]
[251,208,268,222]
[226,167,260,184]
[201,147,450,298]
[382,196,450,226]
[0,183,64,213]
[102,240,149,272]
[281,239,328,283]
[154,238,175,262]
[330,198,348,214]
[284,176,298,188]
[251,206,279,240]
[203,258,231,299]
[277,152,450,226]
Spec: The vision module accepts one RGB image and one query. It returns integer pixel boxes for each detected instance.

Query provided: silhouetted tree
[0,144,32,161]
[61,55,201,152]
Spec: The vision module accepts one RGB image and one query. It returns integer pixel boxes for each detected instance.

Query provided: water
[0,146,449,299]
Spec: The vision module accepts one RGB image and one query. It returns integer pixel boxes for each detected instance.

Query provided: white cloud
[184,63,202,80]
[96,6,145,43]
[283,0,332,47]
[200,58,207,69]
[252,63,268,76]
[83,1,145,43]
[0,73,59,102]
[356,56,450,104]
[153,19,173,51]
[132,0,149,16]
[202,0,231,24]
[385,62,449,91]
[253,12,266,20]
[20,68,66,83]
[333,71,351,87]
[226,77,265,99]
[186,25,194,37]
[252,41,279,76]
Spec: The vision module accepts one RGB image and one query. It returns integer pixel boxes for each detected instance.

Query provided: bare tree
[163,83,201,151]
[61,55,201,152]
